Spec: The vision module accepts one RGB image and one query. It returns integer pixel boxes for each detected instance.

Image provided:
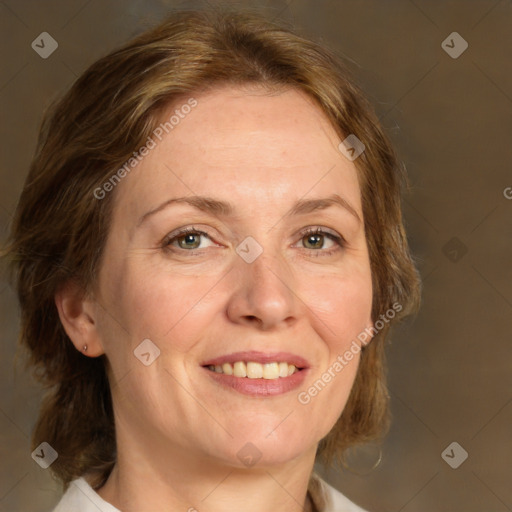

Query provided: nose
[225,249,299,331]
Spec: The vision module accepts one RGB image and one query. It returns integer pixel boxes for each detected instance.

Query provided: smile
[206,361,300,379]
[201,351,309,396]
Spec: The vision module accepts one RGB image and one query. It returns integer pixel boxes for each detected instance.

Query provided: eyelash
[296,227,346,257]
[162,226,346,257]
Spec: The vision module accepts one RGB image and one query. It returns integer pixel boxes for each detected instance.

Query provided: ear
[55,279,105,357]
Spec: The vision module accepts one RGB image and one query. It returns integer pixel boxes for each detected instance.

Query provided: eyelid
[298,225,343,239]
[161,225,217,250]
[295,226,346,253]
[161,224,347,254]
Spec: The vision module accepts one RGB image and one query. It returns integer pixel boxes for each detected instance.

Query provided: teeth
[222,363,233,375]
[207,361,300,379]
[247,362,263,378]
[262,362,279,379]
[233,361,247,378]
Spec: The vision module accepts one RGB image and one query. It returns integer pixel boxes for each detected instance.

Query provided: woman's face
[94,85,374,468]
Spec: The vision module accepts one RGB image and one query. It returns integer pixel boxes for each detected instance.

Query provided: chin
[218,428,315,469]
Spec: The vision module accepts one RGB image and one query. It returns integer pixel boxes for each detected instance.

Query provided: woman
[4,8,421,512]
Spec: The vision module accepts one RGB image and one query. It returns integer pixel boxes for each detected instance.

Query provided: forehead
[167,85,342,165]
[113,85,362,222]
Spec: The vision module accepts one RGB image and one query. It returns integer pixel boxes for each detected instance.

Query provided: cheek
[106,263,222,353]
[302,267,373,350]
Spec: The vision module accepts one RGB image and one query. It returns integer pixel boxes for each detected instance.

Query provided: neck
[97,433,318,512]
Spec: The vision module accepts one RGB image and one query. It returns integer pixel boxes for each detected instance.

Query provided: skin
[56,84,374,512]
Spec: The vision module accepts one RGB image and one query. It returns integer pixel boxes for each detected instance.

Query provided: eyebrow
[137,193,361,227]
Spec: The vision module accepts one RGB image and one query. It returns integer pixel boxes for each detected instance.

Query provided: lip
[202,366,310,397]
[200,351,310,369]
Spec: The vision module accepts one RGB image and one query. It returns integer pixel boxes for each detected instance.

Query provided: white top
[52,475,368,512]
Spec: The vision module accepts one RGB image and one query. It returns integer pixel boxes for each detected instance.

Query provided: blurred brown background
[1,1,511,511]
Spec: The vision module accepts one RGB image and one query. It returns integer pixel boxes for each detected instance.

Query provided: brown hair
[2,6,421,497]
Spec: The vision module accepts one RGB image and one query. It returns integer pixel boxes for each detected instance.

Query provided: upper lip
[201,351,310,369]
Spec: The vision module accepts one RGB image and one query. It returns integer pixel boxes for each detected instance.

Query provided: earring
[82,344,88,352]
[340,445,383,475]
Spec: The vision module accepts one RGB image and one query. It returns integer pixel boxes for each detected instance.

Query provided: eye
[296,227,346,256]
[161,226,346,256]
[162,226,216,251]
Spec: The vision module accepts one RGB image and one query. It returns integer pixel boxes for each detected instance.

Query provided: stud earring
[82,344,88,352]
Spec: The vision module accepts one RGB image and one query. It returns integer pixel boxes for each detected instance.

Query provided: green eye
[177,232,202,249]
[298,227,345,256]
[163,227,212,251]
[303,232,325,249]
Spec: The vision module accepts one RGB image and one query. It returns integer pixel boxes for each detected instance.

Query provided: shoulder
[51,477,120,512]
[315,474,369,512]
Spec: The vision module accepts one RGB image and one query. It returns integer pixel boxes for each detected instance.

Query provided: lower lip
[203,367,309,397]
